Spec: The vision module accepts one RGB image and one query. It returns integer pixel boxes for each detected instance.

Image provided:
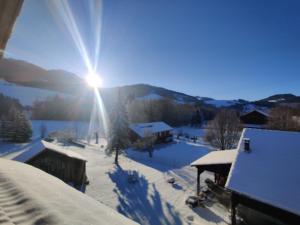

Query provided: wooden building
[191,128,300,225]
[129,122,173,144]
[14,141,87,190]
[240,109,269,126]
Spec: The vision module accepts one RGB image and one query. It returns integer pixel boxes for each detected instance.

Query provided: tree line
[0,93,32,143]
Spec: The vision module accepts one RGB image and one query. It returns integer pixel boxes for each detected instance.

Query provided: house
[14,140,87,190]
[191,128,300,225]
[240,109,269,127]
[129,121,173,143]
[0,158,137,225]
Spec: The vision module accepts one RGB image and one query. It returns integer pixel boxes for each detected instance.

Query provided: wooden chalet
[191,129,300,225]
[14,141,87,190]
[240,109,269,126]
[129,122,173,144]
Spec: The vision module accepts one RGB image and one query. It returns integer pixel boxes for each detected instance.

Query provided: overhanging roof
[191,149,237,167]
[129,121,173,138]
[13,140,87,163]
[0,0,23,57]
[226,128,300,216]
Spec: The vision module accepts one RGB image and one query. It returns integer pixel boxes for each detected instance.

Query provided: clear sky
[6,0,300,100]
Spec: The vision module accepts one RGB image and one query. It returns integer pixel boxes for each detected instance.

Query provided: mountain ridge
[0,58,300,109]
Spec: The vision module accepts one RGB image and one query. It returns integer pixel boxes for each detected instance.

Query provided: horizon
[4,0,300,100]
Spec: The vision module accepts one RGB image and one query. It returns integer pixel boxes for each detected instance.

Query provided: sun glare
[85,73,103,88]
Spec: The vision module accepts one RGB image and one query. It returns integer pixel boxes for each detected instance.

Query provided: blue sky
[6,0,300,100]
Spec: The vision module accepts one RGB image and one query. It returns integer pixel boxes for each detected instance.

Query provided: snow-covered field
[63,140,229,225]
[1,125,229,224]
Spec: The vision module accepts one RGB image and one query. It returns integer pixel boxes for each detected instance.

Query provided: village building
[191,128,300,225]
[240,109,269,127]
[129,121,173,144]
[13,140,87,190]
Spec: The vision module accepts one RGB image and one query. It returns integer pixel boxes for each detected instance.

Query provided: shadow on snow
[126,142,209,172]
[107,165,183,225]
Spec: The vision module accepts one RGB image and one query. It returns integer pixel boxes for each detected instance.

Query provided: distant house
[129,122,173,144]
[191,129,300,225]
[240,109,269,126]
[14,140,87,190]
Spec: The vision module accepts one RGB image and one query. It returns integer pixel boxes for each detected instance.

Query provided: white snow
[130,121,172,138]
[0,79,70,106]
[191,150,237,166]
[2,125,230,224]
[268,98,285,103]
[62,140,228,225]
[127,141,209,168]
[13,140,87,163]
[0,158,137,225]
[226,128,300,216]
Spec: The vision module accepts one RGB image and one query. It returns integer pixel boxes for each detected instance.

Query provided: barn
[14,140,87,190]
[240,109,269,126]
[129,122,173,144]
[191,129,300,225]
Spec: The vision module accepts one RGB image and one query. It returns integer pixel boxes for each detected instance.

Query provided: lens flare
[85,73,103,88]
[46,1,107,140]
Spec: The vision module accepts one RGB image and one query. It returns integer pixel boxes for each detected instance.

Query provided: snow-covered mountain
[0,58,84,94]
[0,79,70,106]
[1,58,300,110]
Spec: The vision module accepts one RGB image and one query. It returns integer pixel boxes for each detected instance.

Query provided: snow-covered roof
[13,140,87,162]
[0,158,137,225]
[129,122,173,138]
[191,150,237,166]
[241,109,269,117]
[226,128,300,216]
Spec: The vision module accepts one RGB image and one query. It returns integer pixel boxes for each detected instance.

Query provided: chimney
[243,138,250,152]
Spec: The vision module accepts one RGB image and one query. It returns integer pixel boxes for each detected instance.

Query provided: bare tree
[267,106,300,131]
[205,109,242,150]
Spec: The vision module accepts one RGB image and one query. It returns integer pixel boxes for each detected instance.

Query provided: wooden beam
[231,193,237,225]
[0,0,24,58]
[196,167,203,196]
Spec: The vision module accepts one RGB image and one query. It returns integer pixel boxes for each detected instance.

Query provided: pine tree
[106,90,130,165]
[12,110,33,143]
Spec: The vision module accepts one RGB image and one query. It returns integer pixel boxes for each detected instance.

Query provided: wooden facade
[231,191,300,225]
[240,110,268,125]
[27,148,87,190]
[129,129,172,144]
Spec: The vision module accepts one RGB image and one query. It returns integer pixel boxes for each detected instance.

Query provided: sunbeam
[46,0,107,142]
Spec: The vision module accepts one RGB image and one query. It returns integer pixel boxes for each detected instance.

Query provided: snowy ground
[74,140,229,225]
[1,125,230,224]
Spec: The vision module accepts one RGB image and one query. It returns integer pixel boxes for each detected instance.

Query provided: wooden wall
[28,150,86,189]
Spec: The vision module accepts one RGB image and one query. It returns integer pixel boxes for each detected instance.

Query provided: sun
[85,73,103,88]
